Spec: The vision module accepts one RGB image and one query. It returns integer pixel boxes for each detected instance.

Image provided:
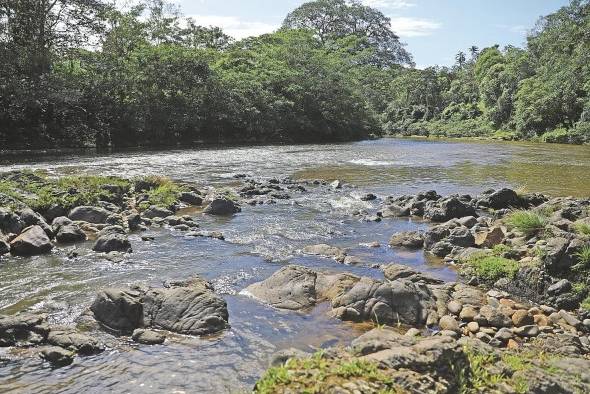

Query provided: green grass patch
[254,351,400,394]
[573,245,590,272]
[505,210,548,236]
[580,296,590,311]
[465,252,519,282]
[574,222,590,237]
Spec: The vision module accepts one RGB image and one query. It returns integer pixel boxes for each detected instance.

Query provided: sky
[177,0,570,67]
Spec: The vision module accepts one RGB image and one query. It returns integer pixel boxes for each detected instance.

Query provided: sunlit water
[1,138,589,393]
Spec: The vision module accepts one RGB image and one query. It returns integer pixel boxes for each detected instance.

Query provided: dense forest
[0,0,589,149]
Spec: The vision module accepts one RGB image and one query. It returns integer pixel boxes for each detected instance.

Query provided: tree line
[0,0,588,149]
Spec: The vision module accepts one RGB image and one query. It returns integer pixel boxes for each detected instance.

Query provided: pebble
[439,315,460,333]
[459,306,478,321]
[467,322,480,333]
[405,328,421,337]
[447,300,463,315]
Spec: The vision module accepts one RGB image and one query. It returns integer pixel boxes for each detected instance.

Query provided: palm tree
[469,45,479,60]
[455,51,467,67]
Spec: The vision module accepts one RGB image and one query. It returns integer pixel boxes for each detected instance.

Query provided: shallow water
[1,138,589,393]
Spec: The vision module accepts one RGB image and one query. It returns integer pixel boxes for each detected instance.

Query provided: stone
[93,232,131,253]
[132,329,166,345]
[513,325,539,338]
[511,310,533,327]
[302,244,347,262]
[360,193,377,201]
[68,206,111,224]
[19,208,53,238]
[447,300,462,315]
[479,305,512,328]
[439,315,460,333]
[547,279,572,296]
[382,264,443,285]
[479,189,521,210]
[40,346,74,367]
[92,277,229,336]
[558,310,581,328]
[142,206,174,219]
[389,231,424,249]
[203,198,241,215]
[9,225,53,256]
[0,208,25,235]
[179,192,203,206]
[507,339,520,350]
[467,322,479,333]
[0,240,10,256]
[405,328,421,337]
[459,306,478,322]
[331,180,343,189]
[475,226,506,248]
[55,223,86,244]
[47,330,103,355]
[457,216,478,228]
[0,313,49,347]
[424,197,476,222]
[446,227,475,247]
[494,327,513,342]
[269,348,310,367]
[534,314,549,327]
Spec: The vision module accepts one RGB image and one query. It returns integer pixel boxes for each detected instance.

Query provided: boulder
[179,192,203,206]
[132,329,166,345]
[478,188,521,209]
[55,223,86,244]
[142,206,174,219]
[302,244,347,262]
[91,277,229,336]
[19,208,53,238]
[0,208,25,235]
[47,330,103,355]
[68,206,111,224]
[9,225,53,256]
[424,197,476,222]
[382,264,443,285]
[203,198,241,216]
[474,226,505,248]
[389,231,424,249]
[40,346,74,367]
[446,227,475,247]
[0,313,49,347]
[93,233,131,253]
[0,240,10,256]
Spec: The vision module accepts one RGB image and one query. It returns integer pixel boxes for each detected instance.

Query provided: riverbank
[1,168,590,392]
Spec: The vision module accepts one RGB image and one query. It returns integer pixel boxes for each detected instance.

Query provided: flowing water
[0,138,589,393]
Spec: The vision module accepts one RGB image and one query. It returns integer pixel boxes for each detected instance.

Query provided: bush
[505,210,548,236]
[541,128,570,144]
[466,253,519,281]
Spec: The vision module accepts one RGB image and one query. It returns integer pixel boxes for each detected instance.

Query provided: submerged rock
[40,346,74,367]
[132,329,166,345]
[389,231,424,249]
[9,225,53,256]
[302,244,347,262]
[91,277,229,336]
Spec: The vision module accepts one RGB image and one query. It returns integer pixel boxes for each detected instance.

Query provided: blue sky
[177,0,570,67]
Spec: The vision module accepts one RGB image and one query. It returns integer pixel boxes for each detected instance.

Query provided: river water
[0,138,589,393]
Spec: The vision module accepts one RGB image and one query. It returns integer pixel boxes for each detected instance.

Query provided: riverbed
[1,138,589,393]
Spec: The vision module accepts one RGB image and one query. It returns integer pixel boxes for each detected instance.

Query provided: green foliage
[541,128,570,143]
[505,210,548,236]
[465,253,519,282]
[145,181,184,208]
[574,222,590,236]
[573,245,590,272]
[581,296,590,311]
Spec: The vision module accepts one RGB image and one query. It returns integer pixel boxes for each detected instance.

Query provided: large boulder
[203,198,241,216]
[389,231,424,249]
[91,277,229,336]
[142,206,174,219]
[53,217,86,243]
[92,226,131,253]
[477,188,521,210]
[0,313,49,346]
[69,206,111,224]
[9,225,53,256]
[179,192,203,206]
[382,264,443,285]
[424,197,476,222]
[0,208,24,235]
[242,265,359,310]
[19,208,53,238]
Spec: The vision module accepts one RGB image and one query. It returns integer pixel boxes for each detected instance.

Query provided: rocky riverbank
[1,170,590,392]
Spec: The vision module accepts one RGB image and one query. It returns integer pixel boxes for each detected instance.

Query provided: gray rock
[9,225,53,256]
[389,231,424,249]
[47,330,103,355]
[447,300,463,315]
[142,206,174,219]
[494,327,513,342]
[513,325,539,337]
[479,305,512,328]
[382,264,443,285]
[446,227,475,247]
[302,244,347,262]
[203,198,240,216]
[0,208,25,235]
[439,315,460,333]
[424,197,476,222]
[56,223,86,244]
[132,329,166,345]
[547,279,572,296]
[40,346,74,367]
[0,240,9,256]
[93,232,131,253]
[478,188,520,210]
[91,277,229,336]
[19,208,53,238]
[269,348,310,367]
[179,192,203,206]
[69,206,111,224]
[0,313,49,347]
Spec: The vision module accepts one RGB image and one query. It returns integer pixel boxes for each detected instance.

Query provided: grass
[574,222,590,237]
[505,210,548,236]
[254,351,401,394]
[464,252,519,282]
[580,296,590,311]
[572,245,590,272]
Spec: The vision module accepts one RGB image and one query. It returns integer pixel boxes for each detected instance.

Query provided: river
[1,138,589,393]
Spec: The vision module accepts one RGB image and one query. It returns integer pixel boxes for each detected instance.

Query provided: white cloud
[389,16,441,37]
[187,15,278,39]
[362,0,415,8]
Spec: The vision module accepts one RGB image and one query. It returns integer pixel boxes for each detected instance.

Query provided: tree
[455,51,466,67]
[282,0,413,67]
[469,45,479,60]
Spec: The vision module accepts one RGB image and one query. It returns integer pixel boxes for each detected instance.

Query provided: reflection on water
[0,138,589,393]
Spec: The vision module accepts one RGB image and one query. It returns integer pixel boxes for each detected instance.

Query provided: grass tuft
[505,210,548,236]
[464,252,519,282]
[574,222,590,237]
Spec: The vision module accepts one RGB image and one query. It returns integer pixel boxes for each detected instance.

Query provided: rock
[269,348,310,367]
[132,329,166,345]
[513,325,539,337]
[302,244,346,262]
[457,216,478,228]
[382,264,443,285]
[203,198,240,216]
[547,279,572,296]
[405,328,421,337]
[507,339,520,349]
[142,206,174,219]
[439,315,460,333]
[478,188,520,210]
[389,231,424,249]
[543,237,571,273]
[494,327,513,342]
[474,226,505,248]
[0,313,49,347]
[40,346,74,367]
[511,310,533,327]
[360,193,377,201]
[459,306,478,322]
[447,301,463,315]
[9,225,53,256]
[429,241,454,257]
[127,213,142,231]
[424,225,452,249]
[92,277,229,336]
[47,330,103,355]
[0,240,10,256]
[479,305,512,328]
[330,180,343,189]
[55,222,86,244]
[467,322,479,333]
[424,197,476,222]
[179,192,203,206]
[68,206,111,224]
[446,227,475,247]
[92,231,131,253]
[559,310,582,328]
[0,208,25,235]
[19,208,53,238]
[380,204,411,218]
[534,314,549,327]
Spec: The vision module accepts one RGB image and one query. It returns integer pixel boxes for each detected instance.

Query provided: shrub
[505,210,548,236]
[541,128,570,144]
[466,253,519,281]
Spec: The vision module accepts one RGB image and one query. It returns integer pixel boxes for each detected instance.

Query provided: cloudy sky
[177,0,569,67]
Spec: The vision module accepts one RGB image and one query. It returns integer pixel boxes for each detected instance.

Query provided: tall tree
[455,51,466,67]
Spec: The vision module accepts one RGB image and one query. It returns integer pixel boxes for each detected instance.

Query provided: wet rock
[330,180,343,189]
[477,188,520,210]
[68,206,111,224]
[179,192,203,206]
[186,231,225,240]
[0,313,49,347]
[0,208,25,235]
[47,330,103,355]
[360,193,377,201]
[424,197,476,222]
[380,204,411,218]
[389,231,424,249]
[19,208,53,238]
[92,227,131,253]
[55,221,86,244]
[302,244,347,262]
[40,346,74,367]
[429,241,454,257]
[0,239,9,256]
[126,213,142,231]
[382,264,443,285]
[424,225,452,249]
[132,329,166,345]
[10,225,53,256]
[91,277,229,336]
[203,198,241,216]
[142,206,174,219]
